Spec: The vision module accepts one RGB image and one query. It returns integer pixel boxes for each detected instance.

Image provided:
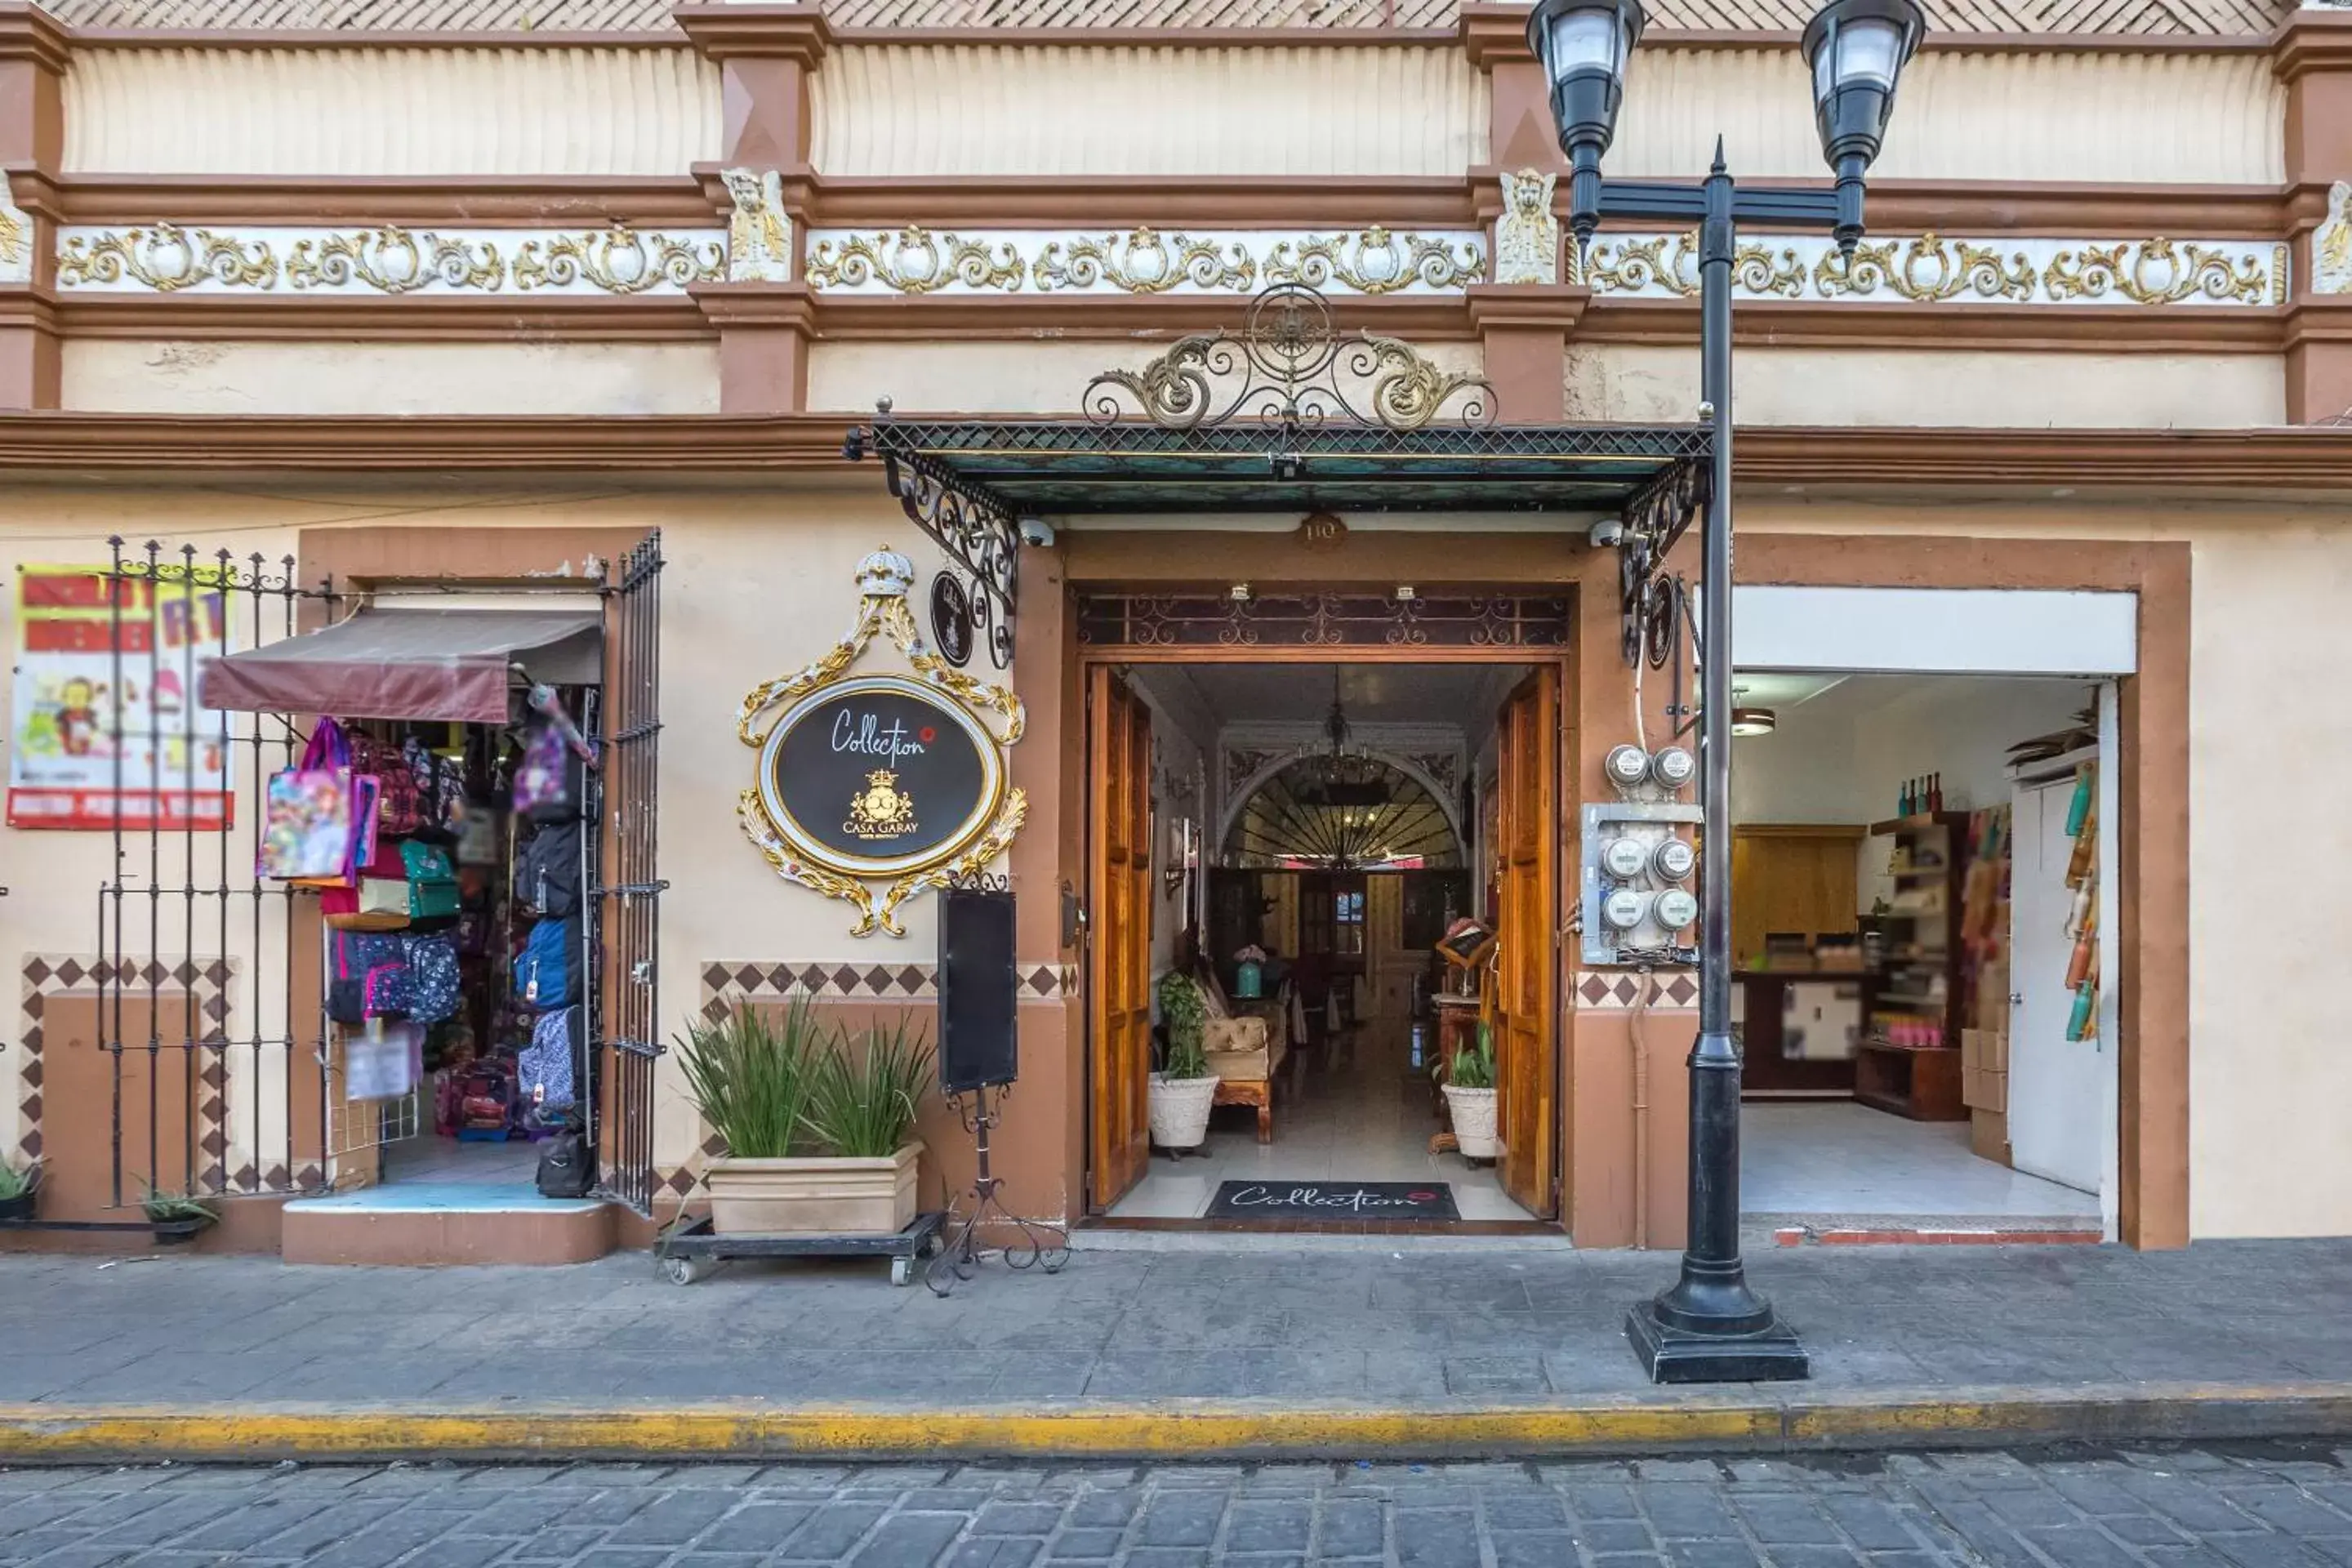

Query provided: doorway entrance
[1082,647,1567,1229]
[1727,670,2115,1237]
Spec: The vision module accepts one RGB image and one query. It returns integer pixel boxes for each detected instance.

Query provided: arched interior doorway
[1222,754,1463,871]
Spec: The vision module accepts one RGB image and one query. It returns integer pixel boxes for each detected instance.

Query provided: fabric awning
[199,608,602,724]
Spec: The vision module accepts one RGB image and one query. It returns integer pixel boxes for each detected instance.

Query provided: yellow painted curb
[4,1384,2350,1463]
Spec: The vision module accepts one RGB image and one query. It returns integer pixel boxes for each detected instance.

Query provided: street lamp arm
[1592,181,1850,234]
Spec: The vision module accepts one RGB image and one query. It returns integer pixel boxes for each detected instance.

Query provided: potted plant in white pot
[1149,970,1220,1152]
[1441,1022,1500,1161]
[678,996,935,1236]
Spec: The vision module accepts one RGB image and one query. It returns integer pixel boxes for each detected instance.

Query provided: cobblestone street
[9,1445,2352,1567]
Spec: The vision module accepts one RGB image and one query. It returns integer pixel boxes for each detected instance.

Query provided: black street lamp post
[1527,0,1925,1383]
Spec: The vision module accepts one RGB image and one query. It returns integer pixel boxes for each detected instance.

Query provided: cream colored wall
[1567,345,2284,430]
[62,342,720,416]
[1610,47,2282,186]
[54,42,2271,186]
[810,339,1490,416]
[0,502,314,1185]
[64,47,720,176]
[1743,500,2352,1240]
[811,44,1487,177]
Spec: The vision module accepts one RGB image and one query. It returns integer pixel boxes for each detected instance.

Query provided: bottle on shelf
[1928,773,1944,813]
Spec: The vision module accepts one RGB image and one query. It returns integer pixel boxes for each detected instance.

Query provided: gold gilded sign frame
[736,549,1027,937]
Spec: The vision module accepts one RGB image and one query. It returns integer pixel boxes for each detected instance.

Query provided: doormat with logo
[1205,1182,1460,1222]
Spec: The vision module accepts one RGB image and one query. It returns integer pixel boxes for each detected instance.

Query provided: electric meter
[1654,888,1700,930]
[1600,887,1650,930]
[1651,837,1696,882]
[1601,837,1650,880]
[1650,746,1696,790]
[1604,745,1651,789]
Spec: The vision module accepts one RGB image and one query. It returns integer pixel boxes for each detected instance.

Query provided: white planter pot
[1147,1073,1222,1150]
[1443,1084,1500,1160]
[705,1143,923,1236]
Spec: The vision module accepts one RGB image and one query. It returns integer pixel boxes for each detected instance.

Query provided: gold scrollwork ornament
[806,227,1025,294]
[513,225,723,294]
[2043,239,2270,306]
[1265,228,1484,295]
[736,549,1026,937]
[1033,228,1254,294]
[56,225,278,292]
[286,228,502,294]
[1816,234,2036,302]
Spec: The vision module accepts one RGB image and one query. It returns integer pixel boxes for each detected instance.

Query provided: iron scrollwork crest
[1083,283,1494,433]
[1616,460,1710,669]
[869,406,1020,670]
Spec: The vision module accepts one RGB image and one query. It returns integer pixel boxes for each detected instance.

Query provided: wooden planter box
[705,1143,922,1237]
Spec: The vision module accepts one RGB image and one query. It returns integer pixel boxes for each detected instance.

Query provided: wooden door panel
[1089,671,1154,1210]
[1492,670,1559,1218]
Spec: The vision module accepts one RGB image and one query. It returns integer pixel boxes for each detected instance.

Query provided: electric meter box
[1579,800,1703,969]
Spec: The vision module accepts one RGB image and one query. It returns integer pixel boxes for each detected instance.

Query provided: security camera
[1018,517,1057,548]
[1591,518,1624,547]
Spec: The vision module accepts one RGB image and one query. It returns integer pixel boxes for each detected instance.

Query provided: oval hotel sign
[757,674,1006,879]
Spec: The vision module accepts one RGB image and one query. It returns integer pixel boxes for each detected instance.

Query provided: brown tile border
[16,952,241,1192]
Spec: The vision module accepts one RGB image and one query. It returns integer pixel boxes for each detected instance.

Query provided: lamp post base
[1625,1301,1811,1384]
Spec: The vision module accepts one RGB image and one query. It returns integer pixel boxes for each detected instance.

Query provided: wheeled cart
[654,1211,947,1287]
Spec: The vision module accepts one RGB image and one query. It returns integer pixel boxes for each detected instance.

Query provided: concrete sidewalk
[4,1238,2352,1460]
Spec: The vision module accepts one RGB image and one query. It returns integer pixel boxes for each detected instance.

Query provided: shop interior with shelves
[1729,671,2114,1232]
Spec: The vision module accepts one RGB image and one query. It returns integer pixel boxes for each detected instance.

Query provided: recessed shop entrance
[1078,598,1571,1232]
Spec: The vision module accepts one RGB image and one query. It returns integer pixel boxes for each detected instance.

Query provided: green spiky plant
[140,1183,216,1227]
[804,1014,937,1159]
[1446,1021,1497,1090]
[675,993,825,1160]
[0,1160,36,1204]
[1156,970,1211,1080]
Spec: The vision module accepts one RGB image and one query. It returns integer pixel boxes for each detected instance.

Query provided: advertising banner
[7,564,235,831]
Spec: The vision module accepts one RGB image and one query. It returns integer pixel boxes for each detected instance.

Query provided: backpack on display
[535,1111,595,1200]
[352,732,424,837]
[403,736,468,837]
[403,932,461,1025]
[514,916,579,1009]
[400,840,461,920]
[514,722,586,824]
[328,930,411,1025]
[519,1004,580,1112]
[517,821,583,918]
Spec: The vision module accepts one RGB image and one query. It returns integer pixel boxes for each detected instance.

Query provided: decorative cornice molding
[2270,5,2352,79]
[0,415,2348,492]
[0,6,72,76]
[52,221,725,295]
[670,2,832,63]
[803,225,1489,296]
[1575,232,2288,308]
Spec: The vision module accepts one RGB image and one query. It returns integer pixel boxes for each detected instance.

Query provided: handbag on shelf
[400,840,460,920]
[259,717,354,880]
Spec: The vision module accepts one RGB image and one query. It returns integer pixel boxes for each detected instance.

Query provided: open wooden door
[1494,670,1560,1218]
[1087,670,1154,1210]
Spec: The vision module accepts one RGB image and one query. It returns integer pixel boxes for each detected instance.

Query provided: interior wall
[1134,690,1206,989]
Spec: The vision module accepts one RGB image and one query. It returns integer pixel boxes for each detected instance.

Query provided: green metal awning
[857,418,1711,516]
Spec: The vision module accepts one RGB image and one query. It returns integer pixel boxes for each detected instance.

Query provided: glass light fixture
[1526,0,1647,248]
[1800,0,1927,251]
[1732,706,1778,737]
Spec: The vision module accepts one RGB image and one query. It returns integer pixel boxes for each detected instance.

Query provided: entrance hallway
[1107,1054,1533,1223]
[1744,1102,2098,1221]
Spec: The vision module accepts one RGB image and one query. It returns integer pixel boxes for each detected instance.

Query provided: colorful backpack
[513,916,579,1009]
[513,722,586,825]
[516,821,582,918]
[350,732,423,837]
[519,1004,579,1112]
[402,932,461,1025]
[328,930,410,1025]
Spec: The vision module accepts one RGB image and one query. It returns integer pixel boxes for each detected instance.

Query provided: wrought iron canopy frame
[844,283,1714,665]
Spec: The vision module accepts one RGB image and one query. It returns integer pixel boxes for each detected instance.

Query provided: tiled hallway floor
[1741,1099,2100,1218]
[381,1129,541,1187]
[1107,1046,1536,1223]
